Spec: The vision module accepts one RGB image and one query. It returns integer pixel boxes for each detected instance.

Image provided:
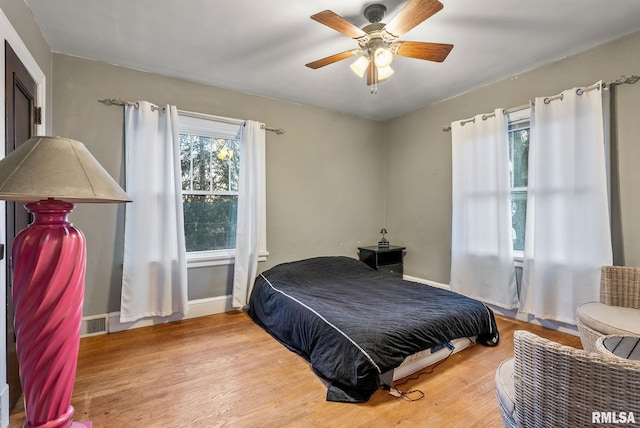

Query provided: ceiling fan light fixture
[374,47,393,68]
[307,0,453,91]
[350,56,370,78]
[377,65,394,81]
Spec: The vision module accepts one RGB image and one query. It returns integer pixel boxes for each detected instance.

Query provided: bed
[248,256,499,403]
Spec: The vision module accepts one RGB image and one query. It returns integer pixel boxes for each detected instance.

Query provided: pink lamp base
[23,422,91,428]
[13,200,90,428]
[22,406,92,428]
[21,405,92,428]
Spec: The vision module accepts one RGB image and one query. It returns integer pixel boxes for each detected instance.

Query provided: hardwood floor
[9,311,581,427]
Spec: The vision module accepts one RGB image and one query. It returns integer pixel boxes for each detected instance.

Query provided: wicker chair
[495,330,640,428]
[576,265,640,352]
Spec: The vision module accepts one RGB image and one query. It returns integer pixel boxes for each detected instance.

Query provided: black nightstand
[358,245,406,278]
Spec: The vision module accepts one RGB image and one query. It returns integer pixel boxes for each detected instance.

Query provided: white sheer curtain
[520,82,612,324]
[450,109,519,308]
[121,101,189,322]
[232,120,266,308]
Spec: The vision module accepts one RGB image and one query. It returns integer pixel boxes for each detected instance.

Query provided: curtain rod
[98,97,285,135]
[441,74,639,132]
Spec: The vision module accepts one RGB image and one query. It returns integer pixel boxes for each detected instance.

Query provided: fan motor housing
[364,4,387,23]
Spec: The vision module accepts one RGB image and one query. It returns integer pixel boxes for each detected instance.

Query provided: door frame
[0,9,46,427]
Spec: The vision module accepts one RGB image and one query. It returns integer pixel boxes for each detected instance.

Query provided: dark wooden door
[5,40,37,411]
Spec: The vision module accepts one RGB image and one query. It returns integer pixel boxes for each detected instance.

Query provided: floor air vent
[81,315,108,337]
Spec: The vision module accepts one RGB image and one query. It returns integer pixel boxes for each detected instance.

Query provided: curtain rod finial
[98,98,130,107]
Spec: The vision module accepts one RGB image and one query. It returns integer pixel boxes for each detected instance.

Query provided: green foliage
[180,133,240,251]
[183,195,238,252]
[509,126,530,252]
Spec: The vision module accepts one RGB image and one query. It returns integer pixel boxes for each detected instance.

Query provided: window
[178,112,242,260]
[507,108,530,255]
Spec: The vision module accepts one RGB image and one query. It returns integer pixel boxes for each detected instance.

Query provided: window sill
[186,249,269,268]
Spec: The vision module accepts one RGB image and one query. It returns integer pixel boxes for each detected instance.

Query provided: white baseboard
[403,274,451,290]
[0,383,8,428]
[108,295,233,334]
[403,275,578,336]
[488,305,579,336]
[105,279,578,337]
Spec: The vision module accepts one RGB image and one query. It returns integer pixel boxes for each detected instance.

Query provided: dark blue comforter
[248,256,499,402]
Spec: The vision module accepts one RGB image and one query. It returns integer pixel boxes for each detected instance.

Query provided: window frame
[506,106,531,262]
[178,111,244,267]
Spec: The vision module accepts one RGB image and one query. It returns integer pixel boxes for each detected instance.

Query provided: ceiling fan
[305,0,453,93]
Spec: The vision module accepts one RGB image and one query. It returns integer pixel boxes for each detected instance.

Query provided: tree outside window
[179,130,240,253]
[508,115,530,253]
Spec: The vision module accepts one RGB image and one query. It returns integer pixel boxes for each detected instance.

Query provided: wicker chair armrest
[600,265,640,309]
[513,330,640,427]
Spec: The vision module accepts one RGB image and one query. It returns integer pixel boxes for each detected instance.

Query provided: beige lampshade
[0,136,130,203]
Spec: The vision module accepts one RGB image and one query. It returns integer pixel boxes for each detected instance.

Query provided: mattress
[388,336,475,382]
[248,256,499,402]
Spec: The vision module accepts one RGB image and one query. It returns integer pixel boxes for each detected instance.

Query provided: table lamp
[0,136,130,428]
[378,228,389,248]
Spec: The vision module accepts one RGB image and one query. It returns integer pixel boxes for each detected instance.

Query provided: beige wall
[383,31,640,284]
[49,30,640,315]
[52,54,385,315]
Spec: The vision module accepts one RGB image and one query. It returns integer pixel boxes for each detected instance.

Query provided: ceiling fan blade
[383,0,444,38]
[305,50,360,69]
[394,41,453,62]
[311,10,368,40]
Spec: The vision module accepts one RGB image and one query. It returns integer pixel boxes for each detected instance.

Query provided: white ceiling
[24,0,640,121]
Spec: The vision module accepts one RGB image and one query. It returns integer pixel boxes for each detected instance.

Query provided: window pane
[180,134,194,191]
[192,136,213,191]
[509,127,529,188]
[182,194,238,252]
[228,138,240,192]
[511,191,527,252]
[211,138,239,192]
